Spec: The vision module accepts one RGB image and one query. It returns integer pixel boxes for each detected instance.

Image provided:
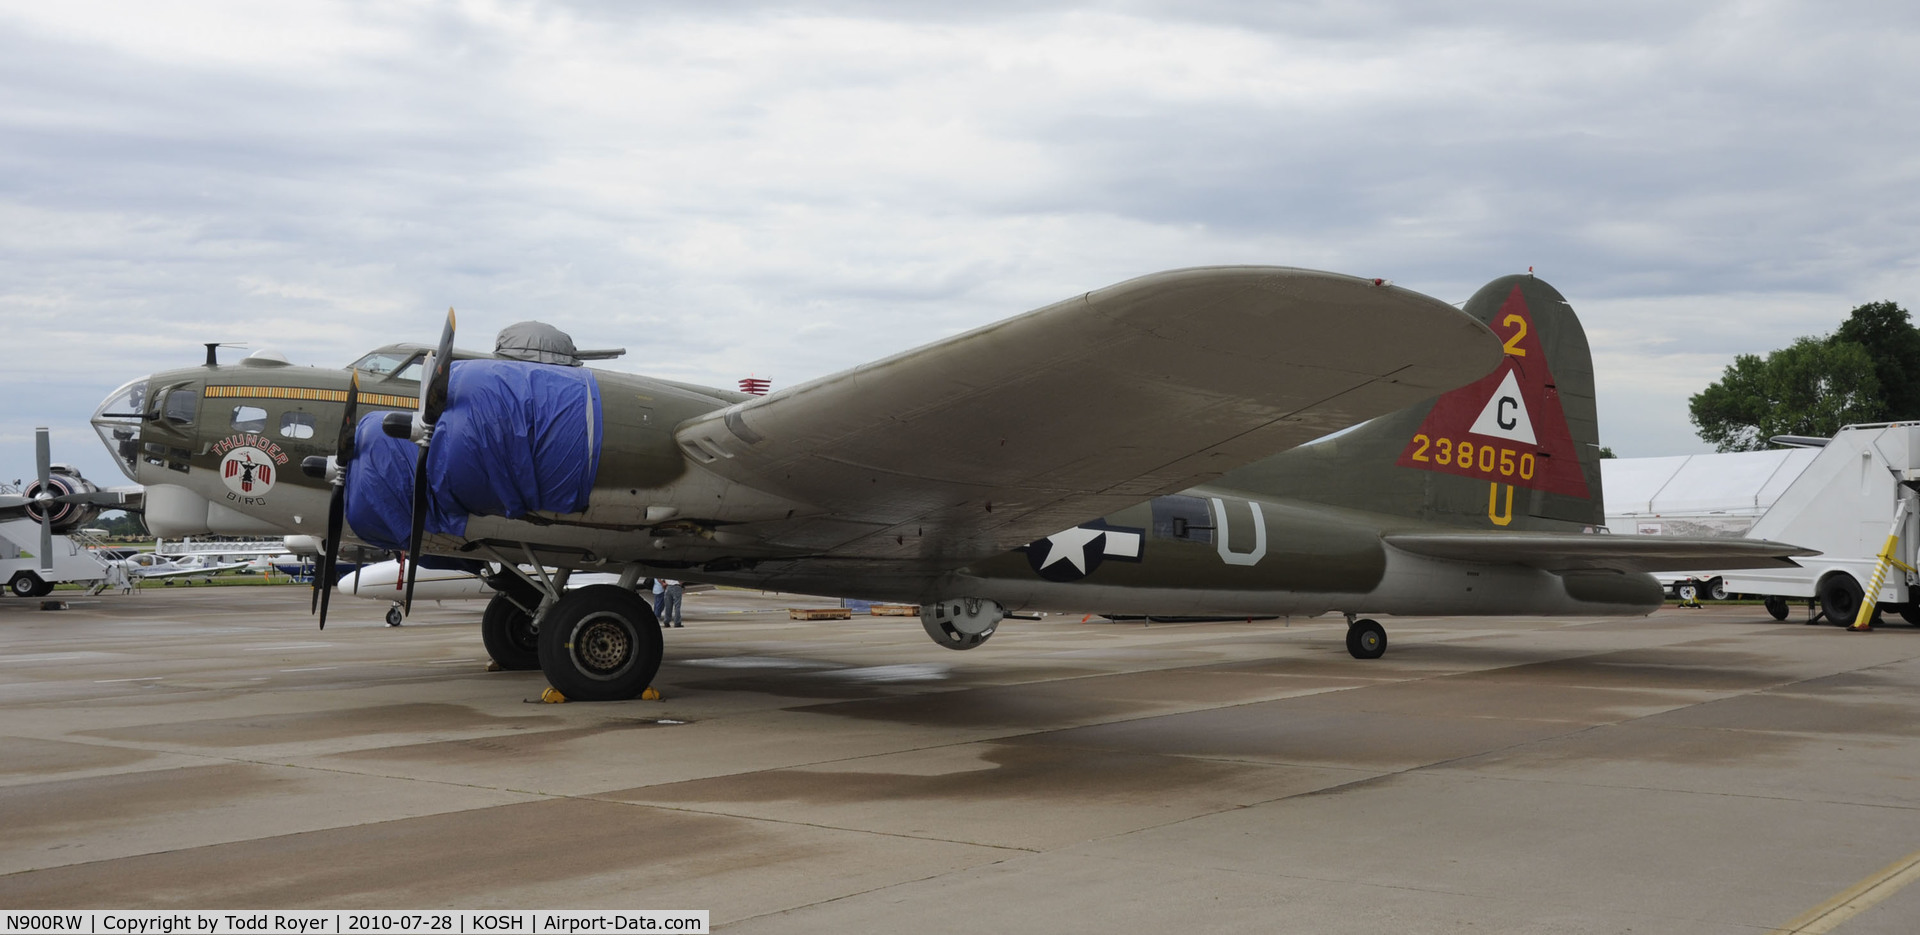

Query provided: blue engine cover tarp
[345,359,603,551]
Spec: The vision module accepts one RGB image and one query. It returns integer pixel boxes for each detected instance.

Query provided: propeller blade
[399,308,455,620]
[34,427,52,572]
[314,373,362,626]
[317,484,345,629]
[423,308,455,425]
[403,445,430,615]
[339,372,361,464]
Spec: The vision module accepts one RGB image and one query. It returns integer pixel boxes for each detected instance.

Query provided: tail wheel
[1764,596,1790,621]
[538,584,662,701]
[481,592,541,670]
[1346,619,1387,659]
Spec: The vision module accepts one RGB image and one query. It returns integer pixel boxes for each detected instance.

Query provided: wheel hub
[574,614,634,676]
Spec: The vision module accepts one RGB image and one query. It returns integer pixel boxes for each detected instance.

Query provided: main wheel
[1346,619,1387,659]
[538,584,662,702]
[8,572,45,598]
[481,592,541,670]
[1764,596,1790,621]
[1819,574,1864,627]
[1900,604,1920,627]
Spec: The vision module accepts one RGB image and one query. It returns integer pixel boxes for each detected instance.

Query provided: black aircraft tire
[1346,619,1387,660]
[1901,604,1920,627]
[1819,574,1865,627]
[8,572,44,598]
[538,585,662,702]
[1764,596,1791,621]
[481,592,541,671]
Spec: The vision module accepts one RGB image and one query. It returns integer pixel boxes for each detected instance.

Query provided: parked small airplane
[93,269,1812,700]
[113,551,251,582]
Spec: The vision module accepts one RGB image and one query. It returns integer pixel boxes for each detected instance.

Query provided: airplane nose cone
[92,376,150,483]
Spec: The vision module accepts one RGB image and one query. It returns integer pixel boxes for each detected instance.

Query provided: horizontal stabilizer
[1385,532,1817,574]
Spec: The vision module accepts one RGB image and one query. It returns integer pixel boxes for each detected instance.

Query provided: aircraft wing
[1383,532,1817,574]
[676,267,1504,560]
[133,560,250,579]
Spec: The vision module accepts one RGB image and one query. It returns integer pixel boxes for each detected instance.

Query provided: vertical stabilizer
[1216,274,1604,531]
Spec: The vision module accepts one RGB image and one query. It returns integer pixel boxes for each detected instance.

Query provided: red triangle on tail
[1394,285,1589,498]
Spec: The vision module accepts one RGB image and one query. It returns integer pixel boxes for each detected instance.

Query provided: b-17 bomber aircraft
[90,268,1811,700]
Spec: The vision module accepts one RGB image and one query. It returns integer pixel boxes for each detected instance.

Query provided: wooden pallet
[869,604,920,616]
[788,607,854,620]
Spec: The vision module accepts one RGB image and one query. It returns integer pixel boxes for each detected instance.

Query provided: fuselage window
[1151,494,1214,542]
[279,411,317,439]
[230,406,268,433]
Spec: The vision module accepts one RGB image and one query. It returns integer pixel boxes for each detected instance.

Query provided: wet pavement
[3,587,1920,932]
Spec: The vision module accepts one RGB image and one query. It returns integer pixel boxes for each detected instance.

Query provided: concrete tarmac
[3,586,1920,933]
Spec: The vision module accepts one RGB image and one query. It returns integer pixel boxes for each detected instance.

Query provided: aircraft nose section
[92,376,150,482]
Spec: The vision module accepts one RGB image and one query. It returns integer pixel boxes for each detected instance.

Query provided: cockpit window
[162,386,200,424]
[350,352,424,382]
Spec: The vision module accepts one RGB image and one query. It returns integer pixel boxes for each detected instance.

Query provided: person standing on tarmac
[660,579,685,628]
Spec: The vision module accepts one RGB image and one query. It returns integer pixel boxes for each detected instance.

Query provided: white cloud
[2,0,1918,491]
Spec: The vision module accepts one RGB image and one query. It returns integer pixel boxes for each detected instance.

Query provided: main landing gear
[538,585,663,702]
[466,549,663,701]
[1344,614,1387,659]
[480,591,541,670]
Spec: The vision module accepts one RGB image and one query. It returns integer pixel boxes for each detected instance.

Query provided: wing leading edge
[678,267,1506,561]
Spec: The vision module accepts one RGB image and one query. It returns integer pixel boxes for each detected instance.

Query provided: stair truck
[1716,423,1920,625]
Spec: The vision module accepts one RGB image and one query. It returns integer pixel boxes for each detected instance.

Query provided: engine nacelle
[920,597,1005,650]
[24,466,101,534]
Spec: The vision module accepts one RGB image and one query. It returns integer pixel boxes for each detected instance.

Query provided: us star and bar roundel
[1395,284,1591,500]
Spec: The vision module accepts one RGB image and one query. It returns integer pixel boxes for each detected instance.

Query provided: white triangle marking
[1469,369,1537,445]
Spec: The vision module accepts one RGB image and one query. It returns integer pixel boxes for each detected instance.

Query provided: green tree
[1834,301,1920,419]
[97,510,149,538]
[1689,338,1883,451]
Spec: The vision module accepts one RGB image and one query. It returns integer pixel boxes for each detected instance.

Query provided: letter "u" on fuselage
[1488,482,1515,526]
[1210,498,1267,566]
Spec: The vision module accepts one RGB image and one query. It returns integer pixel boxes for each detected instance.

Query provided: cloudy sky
[3,0,1917,491]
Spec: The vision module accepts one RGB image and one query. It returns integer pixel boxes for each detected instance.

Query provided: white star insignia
[1038,526,1104,574]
